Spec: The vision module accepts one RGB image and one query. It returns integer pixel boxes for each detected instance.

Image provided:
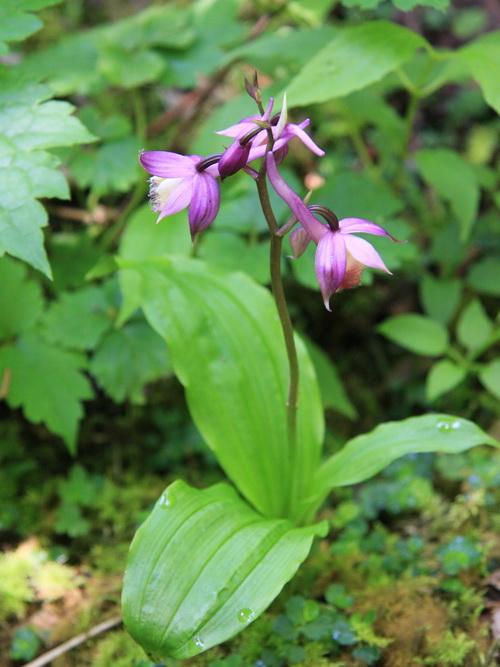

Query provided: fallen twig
[22,617,122,667]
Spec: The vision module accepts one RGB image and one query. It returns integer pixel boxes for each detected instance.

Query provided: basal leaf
[122,481,326,660]
[286,21,427,107]
[311,415,497,509]
[0,331,92,451]
[118,257,324,521]
[0,257,44,339]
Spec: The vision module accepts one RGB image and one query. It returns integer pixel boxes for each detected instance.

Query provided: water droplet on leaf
[436,420,452,432]
[237,607,255,624]
[451,420,461,429]
[193,636,205,649]
[159,490,174,509]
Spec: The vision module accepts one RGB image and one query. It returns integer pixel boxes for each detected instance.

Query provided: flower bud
[218,140,251,179]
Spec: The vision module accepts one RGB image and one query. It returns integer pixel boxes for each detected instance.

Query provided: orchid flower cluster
[139,81,397,309]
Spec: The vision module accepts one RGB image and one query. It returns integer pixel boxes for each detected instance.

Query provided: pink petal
[216,116,260,138]
[343,235,391,274]
[139,151,195,177]
[340,218,398,240]
[188,173,220,238]
[262,97,275,121]
[286,123,325,156]
[315,232,347,311]
[266,153,326,243]
[157,178,193,221]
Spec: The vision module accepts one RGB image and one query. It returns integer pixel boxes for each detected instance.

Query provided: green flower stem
[255,165,299,455]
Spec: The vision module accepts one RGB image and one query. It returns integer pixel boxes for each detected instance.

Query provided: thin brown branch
[22,617,122,667]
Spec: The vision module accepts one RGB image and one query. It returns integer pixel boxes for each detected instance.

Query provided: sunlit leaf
[426,360,467,402]
[123,480,326,660]
[118,257,323,521]
[286,21,427,106]
[457,31,500,115]
[378,314,449,356]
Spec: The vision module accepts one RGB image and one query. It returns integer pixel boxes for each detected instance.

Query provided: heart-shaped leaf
[122,481,326,660]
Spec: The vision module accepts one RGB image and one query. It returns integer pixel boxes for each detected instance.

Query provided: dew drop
[237,607,255,624]
[451,420,462,430]
[436,420,452,432]
[158,490,174,509]
[193,636,205,649]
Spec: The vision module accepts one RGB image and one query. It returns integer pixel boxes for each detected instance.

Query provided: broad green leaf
[286,21,427,107]
[414,149,479,240]
[479,359,500,400]
[311,414,497,508]
[303,338,357,419]
[90,320,172,404]
[42,285,115,351]
[0,0,62,54]
[0,73,95,275]
[456,299,493,354]
[231,27,337,77]
[0,332,92,451]
[118,205,191,323]
[419,275,462,325]
[378,314,449,356]
[119,258,324,521]
[123,481,326,660]
[426,360,467,402]
[457,31,500,115]
[0,257,44,339]
[467,257,500,296]
[199,232,269,285]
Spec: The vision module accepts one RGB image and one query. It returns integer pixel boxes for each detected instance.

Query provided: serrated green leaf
[42,286,114,351]
[90,321,172,404]
[0,73,95,275]
[286,21,427,107]
[70,136,141,196]
[119,257,323,521]
[478,359,500,400]
[419,275,462,325]
[456,299,493,353]
[312,414,497,507]
[378,314,449,356]
[0,257,44,339]
[123,481,326,660]
[0,332,92,451]
[426,359,467,402]
[414,149,479,240]
[457,31,500,115]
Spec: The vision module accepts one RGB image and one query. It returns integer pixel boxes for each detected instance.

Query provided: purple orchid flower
[266,153,397,310]
[139,151,220,239]
[217,95,325,166]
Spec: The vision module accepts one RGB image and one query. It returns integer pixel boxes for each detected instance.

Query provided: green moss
[423,630,477,666]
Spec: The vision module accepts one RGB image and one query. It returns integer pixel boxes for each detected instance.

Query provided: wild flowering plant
[122,77,497,661]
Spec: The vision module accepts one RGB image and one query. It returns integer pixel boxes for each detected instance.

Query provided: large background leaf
[122,481,326,660]
[286,21,427,106]
[119,257,324,521]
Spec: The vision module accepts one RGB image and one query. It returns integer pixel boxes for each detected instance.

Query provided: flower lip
[308,205,339,231]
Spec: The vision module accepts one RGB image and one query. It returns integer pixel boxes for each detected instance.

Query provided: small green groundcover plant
[120,80,498,661]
